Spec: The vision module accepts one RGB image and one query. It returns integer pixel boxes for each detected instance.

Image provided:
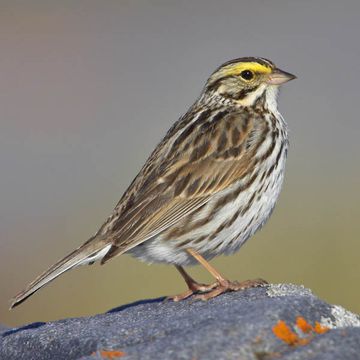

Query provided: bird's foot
[192,278,268,301]
[167,281,218,302]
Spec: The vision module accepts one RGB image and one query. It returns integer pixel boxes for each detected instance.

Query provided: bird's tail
[10,237,112,309]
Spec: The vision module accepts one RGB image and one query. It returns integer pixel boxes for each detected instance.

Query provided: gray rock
[0,325,8,335]
[1,284,359,360]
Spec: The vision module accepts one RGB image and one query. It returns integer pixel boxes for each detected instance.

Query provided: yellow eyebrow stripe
[222,62,272,77]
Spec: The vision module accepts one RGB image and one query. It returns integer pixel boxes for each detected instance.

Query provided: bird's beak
[267,68,297,85]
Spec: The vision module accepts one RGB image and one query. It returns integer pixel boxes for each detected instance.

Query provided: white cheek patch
[236,84,268,107]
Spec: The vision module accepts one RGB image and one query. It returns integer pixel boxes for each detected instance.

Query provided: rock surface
[0,324,7,334]
[1,284,360,360]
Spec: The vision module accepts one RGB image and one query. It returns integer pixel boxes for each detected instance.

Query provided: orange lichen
[314,321,330,334]
[92,350,126,359]
[272,320,299,346]
[296,317,313,333]
[273,317,330,347]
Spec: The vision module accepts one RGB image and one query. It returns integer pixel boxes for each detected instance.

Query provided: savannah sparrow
[11,57,296,308]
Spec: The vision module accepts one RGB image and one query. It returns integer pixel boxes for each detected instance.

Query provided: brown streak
[174,173,192,196]
[190,141,211,162]
[231,127,241,145]
[187,178,201,196]
[217,131,228,152]
[240,192,256,216]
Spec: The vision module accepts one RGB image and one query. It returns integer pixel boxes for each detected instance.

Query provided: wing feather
[99,108,264,262]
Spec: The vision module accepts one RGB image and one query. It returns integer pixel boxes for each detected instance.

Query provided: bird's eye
[240,70,254,81]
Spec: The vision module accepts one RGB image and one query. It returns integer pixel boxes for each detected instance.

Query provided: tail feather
[10,238,111,309]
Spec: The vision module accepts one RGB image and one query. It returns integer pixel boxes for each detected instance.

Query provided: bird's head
[205,57,296,108]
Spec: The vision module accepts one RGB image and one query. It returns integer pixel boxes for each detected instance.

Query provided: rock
[1,284,359,360]
[0,325,8,334]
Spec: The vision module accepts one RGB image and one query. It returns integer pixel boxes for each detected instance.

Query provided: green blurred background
[1,0,359,327]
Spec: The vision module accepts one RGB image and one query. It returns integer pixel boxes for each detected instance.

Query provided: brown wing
[100,106,267,263]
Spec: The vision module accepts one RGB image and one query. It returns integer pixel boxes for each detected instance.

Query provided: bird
[10,57,296,308]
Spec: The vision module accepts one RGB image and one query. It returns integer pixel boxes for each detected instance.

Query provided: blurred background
[1,0,359,327]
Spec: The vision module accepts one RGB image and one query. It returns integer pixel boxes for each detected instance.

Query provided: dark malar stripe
[214,85,259,101]
[234,86,259,100]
